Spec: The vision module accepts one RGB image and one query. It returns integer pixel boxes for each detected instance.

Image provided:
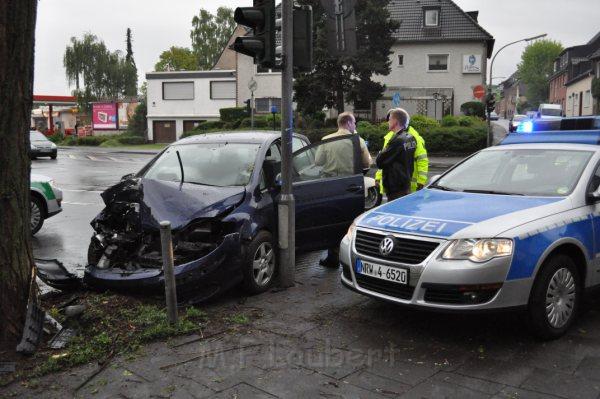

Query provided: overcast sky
[34,0,600,95]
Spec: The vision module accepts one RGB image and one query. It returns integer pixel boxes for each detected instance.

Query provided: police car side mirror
[587,190,600,203]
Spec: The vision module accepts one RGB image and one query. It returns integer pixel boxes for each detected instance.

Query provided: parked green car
[30,174,63,235]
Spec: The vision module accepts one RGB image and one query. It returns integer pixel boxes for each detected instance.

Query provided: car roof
[500,130,600,146]
[175,131,306,145]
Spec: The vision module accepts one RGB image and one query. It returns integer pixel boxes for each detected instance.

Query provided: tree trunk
[0,0,38,348]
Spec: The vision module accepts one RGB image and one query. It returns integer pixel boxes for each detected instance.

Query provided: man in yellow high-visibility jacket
[375,111,429,193]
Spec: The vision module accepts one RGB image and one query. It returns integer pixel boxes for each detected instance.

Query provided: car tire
[365,186,382,209]
[30,195,45,235]
[51,154,57,160]
[242,231,277,295]
[528,254,581,340]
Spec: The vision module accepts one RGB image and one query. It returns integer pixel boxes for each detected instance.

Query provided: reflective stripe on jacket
[375,126,428,193]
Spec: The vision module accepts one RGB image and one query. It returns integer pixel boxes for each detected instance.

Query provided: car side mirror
[587,190,600,203]
[121,173,135,181]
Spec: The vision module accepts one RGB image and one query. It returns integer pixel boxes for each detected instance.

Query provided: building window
[257,65,279,74]
[210,81,236,100]
[428,54,448,71]
[397,54,404,67]
[584,90,591,108]
[255,97,281,113]
[424,8,440,27]
[162,82,194,100]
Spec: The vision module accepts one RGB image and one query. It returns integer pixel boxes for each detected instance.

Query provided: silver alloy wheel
[30,200,42,231]
[365,187,379,209]
[545,267,576,328]
[253,242,275,286]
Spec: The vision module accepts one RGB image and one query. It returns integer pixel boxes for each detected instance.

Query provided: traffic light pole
[278,0,295,288]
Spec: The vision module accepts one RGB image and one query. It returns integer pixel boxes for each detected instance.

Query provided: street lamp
[486,33,547,146]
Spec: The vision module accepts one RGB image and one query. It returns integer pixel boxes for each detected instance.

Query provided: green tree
[154,46,198,71]
[517,39,563,107]
[127,82,147,137]
[294,0,399,117]
[123,28,138,97]
[190,7,235,70]
[0,0,38,346]
[64,33,135,112]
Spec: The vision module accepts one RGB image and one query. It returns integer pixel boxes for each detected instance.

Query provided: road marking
[69,154,78,159]
[86,155,100,161]
[62,201,102,206]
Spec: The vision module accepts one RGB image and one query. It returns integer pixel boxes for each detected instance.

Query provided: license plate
[355,259,408,284]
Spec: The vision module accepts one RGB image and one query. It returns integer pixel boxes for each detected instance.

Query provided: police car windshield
[434,149,593,197]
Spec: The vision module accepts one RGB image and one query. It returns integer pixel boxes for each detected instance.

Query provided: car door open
[291,134,365,251]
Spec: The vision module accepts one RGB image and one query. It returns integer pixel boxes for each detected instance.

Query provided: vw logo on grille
[379,236,395,256]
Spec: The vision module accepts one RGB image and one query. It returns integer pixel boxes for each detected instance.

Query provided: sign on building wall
[92,103,118,130]
[117,102,138,130]
[462,54,482,74]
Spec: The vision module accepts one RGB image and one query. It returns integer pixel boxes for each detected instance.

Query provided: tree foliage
[517,39,563,107]
[190,7,235,70]
[63,32,139,112]
[294,0,398,117]
[127,82,147,137]
[154,46,198,71]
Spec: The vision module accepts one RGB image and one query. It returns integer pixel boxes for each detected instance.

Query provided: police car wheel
[528,254,580,340]
[242,231,277,295]
[30,196,45,235]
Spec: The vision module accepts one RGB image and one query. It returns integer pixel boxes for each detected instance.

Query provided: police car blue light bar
[500,130,600,146]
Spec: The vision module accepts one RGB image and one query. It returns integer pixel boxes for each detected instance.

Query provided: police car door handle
[346,184,363,193]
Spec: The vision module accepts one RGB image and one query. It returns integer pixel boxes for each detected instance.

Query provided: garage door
[153,121,176,143]
[183,120,205,133]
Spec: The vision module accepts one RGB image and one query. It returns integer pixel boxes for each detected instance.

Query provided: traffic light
[233,0,276,69]
[486,93,496,114]
[244,99,251,115]
[293,5,313,72]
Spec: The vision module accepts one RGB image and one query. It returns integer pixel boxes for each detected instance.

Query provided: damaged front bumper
[83,232,242,298]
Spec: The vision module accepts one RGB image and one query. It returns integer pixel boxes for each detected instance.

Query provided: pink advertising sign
[92,103,117,129]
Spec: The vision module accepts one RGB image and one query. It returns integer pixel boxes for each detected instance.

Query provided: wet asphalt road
[31,146,450,276]
[31,147,154,275]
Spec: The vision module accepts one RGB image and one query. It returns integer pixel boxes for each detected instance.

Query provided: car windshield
[30,131,48,141]
[541,108,562,117]
[144,142,260,187]
[432,149,593,197]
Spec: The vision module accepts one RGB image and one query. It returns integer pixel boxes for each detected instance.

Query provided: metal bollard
[160,221,178,325]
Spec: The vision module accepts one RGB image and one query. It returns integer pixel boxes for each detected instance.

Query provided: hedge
[420,125,487,153]
[410,115,439,132]
[117,136,146,145]
[240,114,281,129]
[460,101,485,118]
[219,107,248,122]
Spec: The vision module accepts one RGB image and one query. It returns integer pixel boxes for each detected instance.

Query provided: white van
[537,103,562,120]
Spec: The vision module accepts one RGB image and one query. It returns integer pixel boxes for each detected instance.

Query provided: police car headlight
[345,221,357,240]
[442,238,513,262]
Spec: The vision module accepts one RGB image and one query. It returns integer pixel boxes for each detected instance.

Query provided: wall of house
[549,72,567,112]
[146,73,236,140]
[565,75,594,117]
[373,41,488,117]
[236,53,282,110]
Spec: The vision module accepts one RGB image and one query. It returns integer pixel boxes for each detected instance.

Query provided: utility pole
[278,0,295,288]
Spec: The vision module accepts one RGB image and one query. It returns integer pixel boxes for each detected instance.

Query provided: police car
[341,129,600,339]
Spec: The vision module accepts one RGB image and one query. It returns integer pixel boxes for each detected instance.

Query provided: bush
[47,133,63,143]
[324,118,338,128]
[117,135,146,145]
[180,130,204,139]
[356,121,388,152]
[219,107,248,122]
[460,101,485,118]
[99,139,121,147]
[410,114,439,132]
[76,135,109,146]
[441,115,459,127]
[239,114,281,129]
[420,125,487,154]
[61,136,77,146]
[194,120,225,131]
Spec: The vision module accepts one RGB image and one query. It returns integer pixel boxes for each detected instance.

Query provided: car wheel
[30,196,45,235]
[528,254,580,340]
[242,231,276,294]
[365,186,382,209]
[51,154,57,160]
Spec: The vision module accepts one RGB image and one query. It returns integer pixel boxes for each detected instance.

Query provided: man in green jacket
[375,109,429,193]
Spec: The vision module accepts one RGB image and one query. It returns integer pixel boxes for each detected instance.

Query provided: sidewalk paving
[4,250,600,399]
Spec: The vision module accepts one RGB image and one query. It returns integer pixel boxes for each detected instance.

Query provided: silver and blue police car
[341,130,600,339]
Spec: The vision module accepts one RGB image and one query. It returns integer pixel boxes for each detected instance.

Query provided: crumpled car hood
[96,178,245,231]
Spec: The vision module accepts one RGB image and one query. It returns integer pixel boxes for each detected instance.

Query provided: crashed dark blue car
[84,131,365,300]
